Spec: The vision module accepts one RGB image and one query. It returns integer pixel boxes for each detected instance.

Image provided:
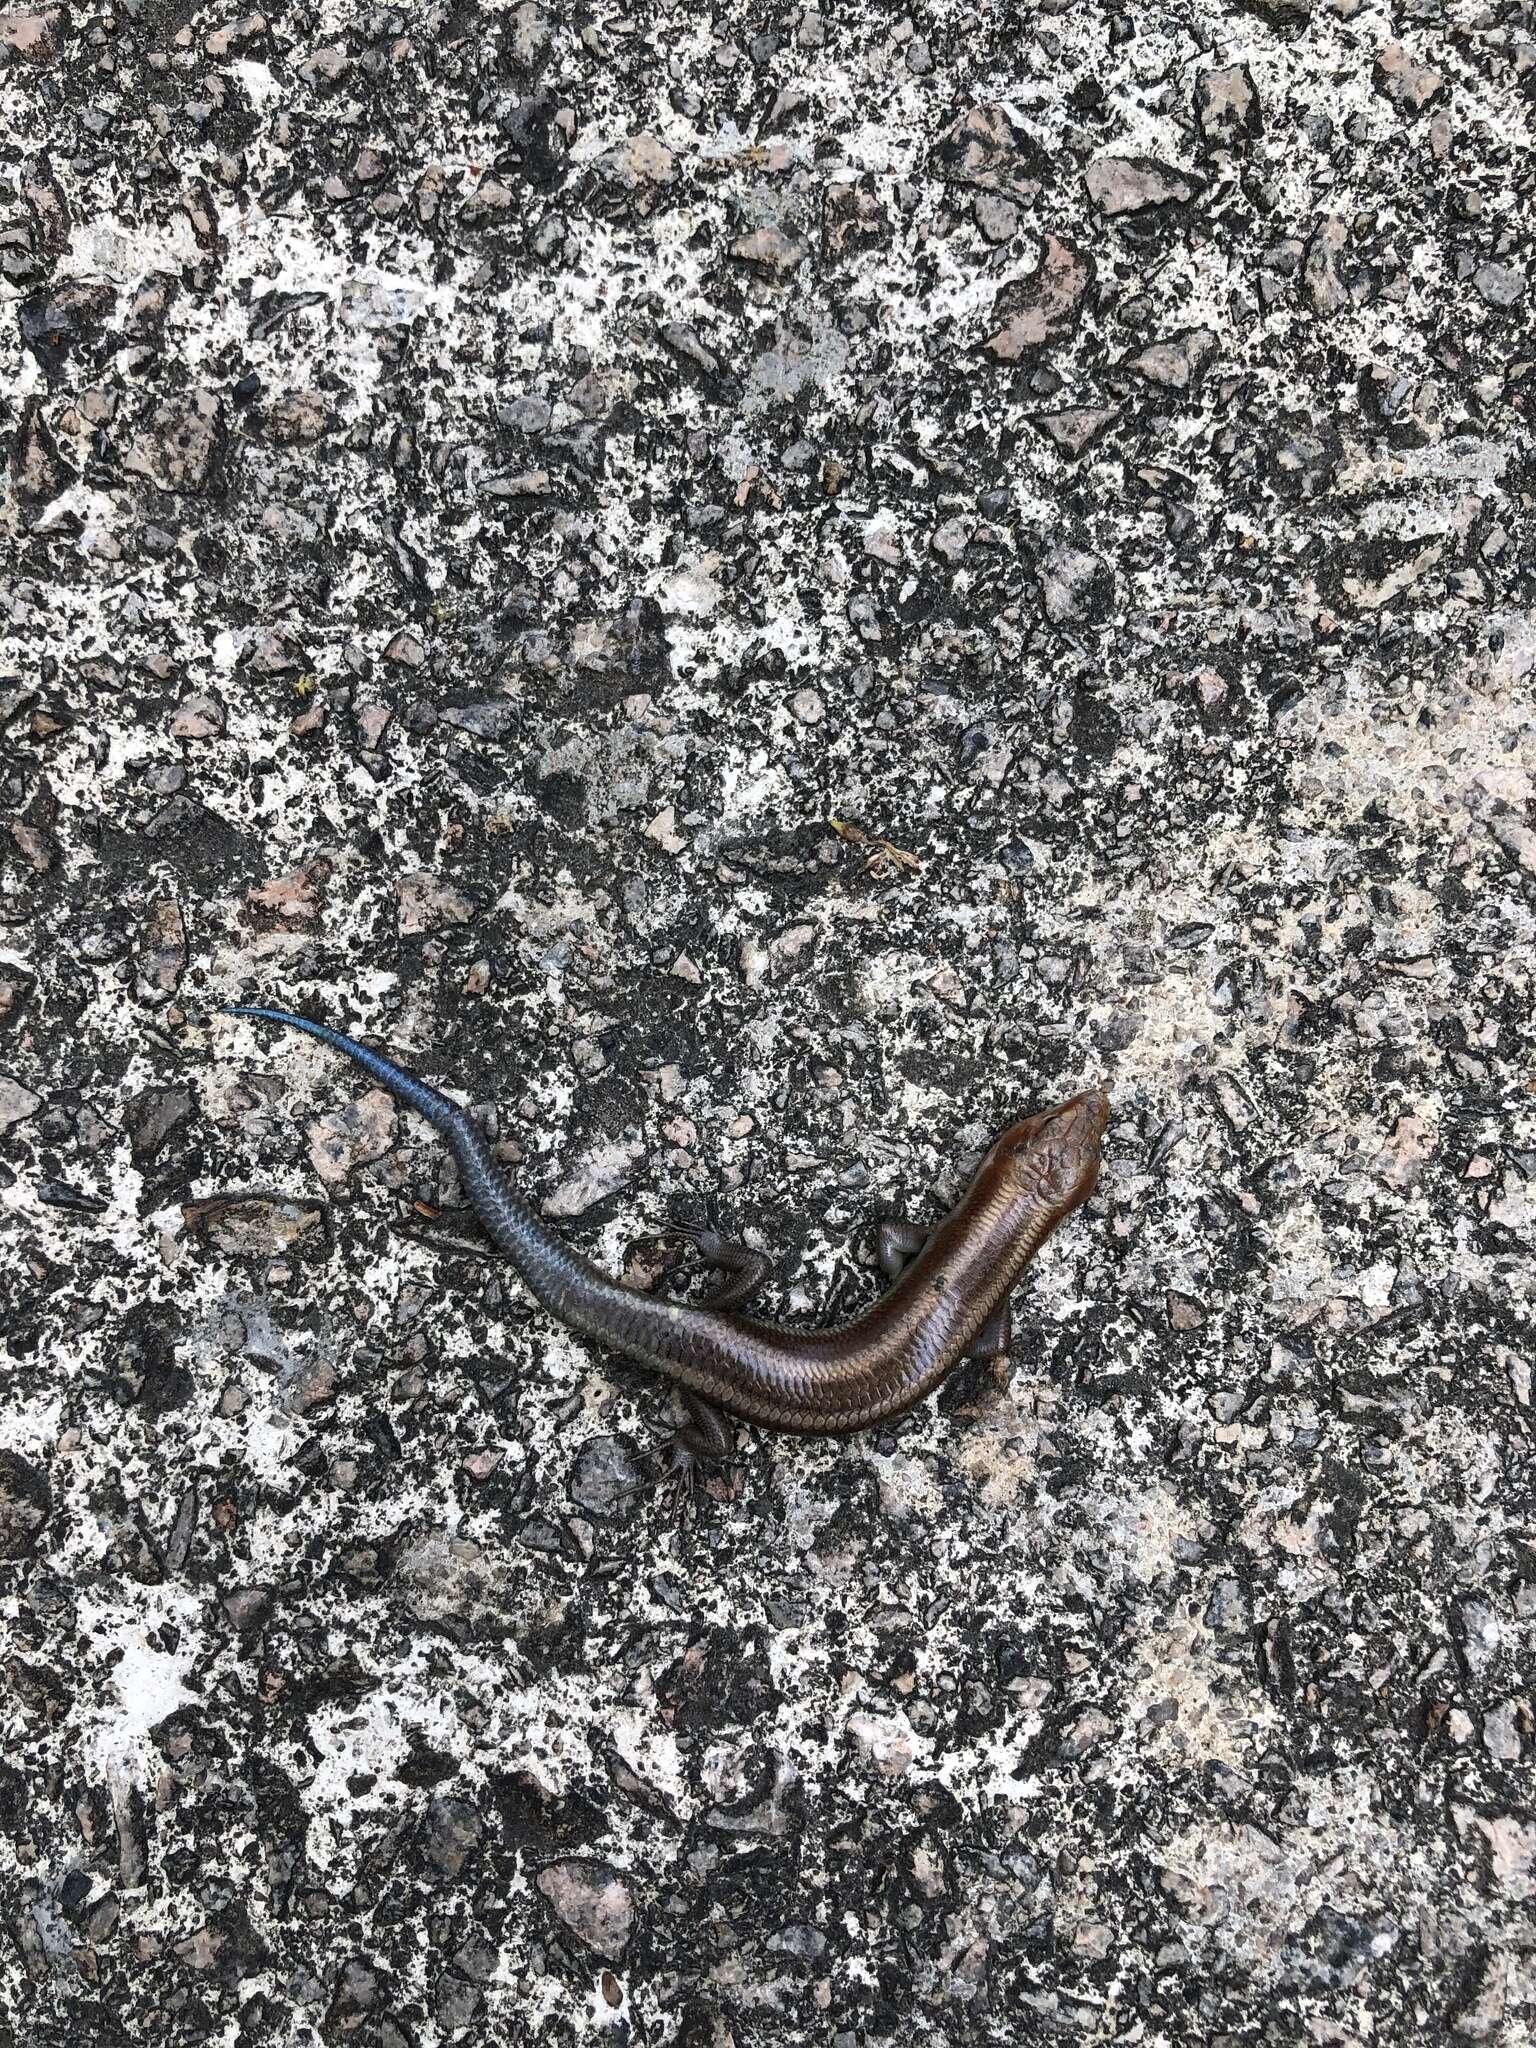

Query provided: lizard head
[995,1087,1109,1211]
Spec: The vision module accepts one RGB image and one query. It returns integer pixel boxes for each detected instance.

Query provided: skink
[221,1005,1107,1451]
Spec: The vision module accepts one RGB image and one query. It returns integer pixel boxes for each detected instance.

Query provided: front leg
[967,1300,1013,1360]
[876,1214,1014,1361]
[876,1216,928,1282]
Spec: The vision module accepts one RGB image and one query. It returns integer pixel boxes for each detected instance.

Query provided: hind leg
[651,1392,737,1516]
[673,1223,774,1310]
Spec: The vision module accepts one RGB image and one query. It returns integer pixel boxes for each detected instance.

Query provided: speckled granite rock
[2,3,1534,2044]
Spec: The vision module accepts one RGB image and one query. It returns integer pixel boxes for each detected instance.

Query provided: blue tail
[220,1005,457,1130]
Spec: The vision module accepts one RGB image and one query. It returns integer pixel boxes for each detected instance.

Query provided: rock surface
[1,2,1533,2044]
